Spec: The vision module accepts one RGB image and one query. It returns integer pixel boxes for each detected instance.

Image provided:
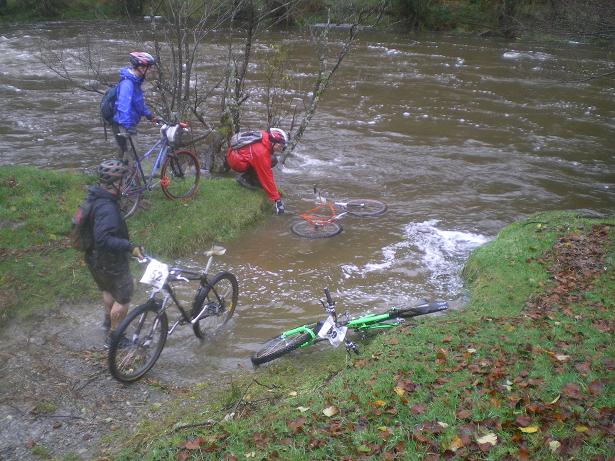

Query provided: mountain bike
[251,288,447,365]
[291,186,387,239]
[107,246,238,383]
[118,118,201,219]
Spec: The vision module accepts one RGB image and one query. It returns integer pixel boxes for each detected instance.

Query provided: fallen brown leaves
[525,225,610,318]
[168,223,614,460]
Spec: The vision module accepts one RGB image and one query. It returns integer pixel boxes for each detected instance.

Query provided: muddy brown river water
[0,20,613,460]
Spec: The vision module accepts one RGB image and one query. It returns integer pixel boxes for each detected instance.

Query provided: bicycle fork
[132,302,164,347]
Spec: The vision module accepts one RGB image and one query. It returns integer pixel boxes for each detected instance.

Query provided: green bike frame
[252,293,447,366]
[280,311,402,348]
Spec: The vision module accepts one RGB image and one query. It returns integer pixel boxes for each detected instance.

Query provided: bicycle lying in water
[118,118,201,219]
[291,186,387,239]
[251,288,447,365]
[107,246,238,383]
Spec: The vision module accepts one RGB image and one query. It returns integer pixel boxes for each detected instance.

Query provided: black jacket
[85,185,131,272]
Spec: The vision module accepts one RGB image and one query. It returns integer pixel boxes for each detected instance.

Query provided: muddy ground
[0,301,185,461]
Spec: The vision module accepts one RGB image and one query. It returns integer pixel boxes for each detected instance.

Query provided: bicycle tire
[119,167,142,219]
[345,199,387,217]
[108,301,168,383]
[160,149,200,200]
[388,301,448,319]
[291,220,342,239]
[192,271,238,339]
[251,328,318,365]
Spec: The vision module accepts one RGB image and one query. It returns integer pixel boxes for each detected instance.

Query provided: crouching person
[226,128,288,215]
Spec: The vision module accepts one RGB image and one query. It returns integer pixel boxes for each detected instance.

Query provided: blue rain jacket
[112,67,152,129]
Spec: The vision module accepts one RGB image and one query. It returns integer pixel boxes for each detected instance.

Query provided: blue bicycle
[119,119,200,219]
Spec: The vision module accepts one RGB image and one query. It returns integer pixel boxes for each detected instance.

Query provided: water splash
[502,50,552,61]
[341,220,490,295]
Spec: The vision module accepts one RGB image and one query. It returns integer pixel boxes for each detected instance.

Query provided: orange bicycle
[291,186,387,239]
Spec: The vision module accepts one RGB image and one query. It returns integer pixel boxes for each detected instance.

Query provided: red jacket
[226,131,280,201]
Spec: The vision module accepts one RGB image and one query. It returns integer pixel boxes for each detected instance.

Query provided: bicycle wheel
[192,271,238,339]
[291,220,342,239]
[108,301,168,383]
[388,301,448,319]
[160,149,200,200]
[119,167,142,219]
[345,199,387,217]
[251,328,318,365]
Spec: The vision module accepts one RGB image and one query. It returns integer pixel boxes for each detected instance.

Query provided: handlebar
[115,119,189,139]
[134,254,202,283]
[153,117,188,128]
[136,245,226,283]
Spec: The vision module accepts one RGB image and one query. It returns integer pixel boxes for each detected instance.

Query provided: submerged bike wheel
[345,199,387,217]
[192,271,238,339]
[160,150,200,200]
[291,220,342,239]
[108,302,168,383]
[251,329,317,365]
[119,168,142,219]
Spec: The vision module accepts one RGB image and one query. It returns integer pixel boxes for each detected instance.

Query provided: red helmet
[129,51,155,68]
[269,128,289,146]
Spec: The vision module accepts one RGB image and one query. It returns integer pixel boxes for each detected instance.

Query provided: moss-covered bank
[111,211,614,460]
[0,165,268,320]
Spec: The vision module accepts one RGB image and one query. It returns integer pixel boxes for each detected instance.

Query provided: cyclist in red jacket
[226,128,288,215]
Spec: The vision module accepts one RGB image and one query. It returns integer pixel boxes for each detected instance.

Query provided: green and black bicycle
[251,288,448,365]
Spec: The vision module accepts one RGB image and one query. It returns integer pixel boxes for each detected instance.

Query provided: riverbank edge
[1,3,613,46]
[0,165,269,320]
[110,210,614,461]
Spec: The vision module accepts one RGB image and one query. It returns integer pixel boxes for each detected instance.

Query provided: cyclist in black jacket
[84,159,144,347]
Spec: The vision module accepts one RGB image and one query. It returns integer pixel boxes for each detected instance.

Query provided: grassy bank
[112,211,614,460]
[0,165,268,320]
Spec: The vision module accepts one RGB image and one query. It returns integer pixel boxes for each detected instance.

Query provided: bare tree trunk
[281,1,386,164]
[37,0,371,176]
[498,0,519,38]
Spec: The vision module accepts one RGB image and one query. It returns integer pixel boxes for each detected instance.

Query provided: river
[0,21,613,383]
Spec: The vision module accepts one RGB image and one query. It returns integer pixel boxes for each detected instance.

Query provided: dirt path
[0,302,182,460]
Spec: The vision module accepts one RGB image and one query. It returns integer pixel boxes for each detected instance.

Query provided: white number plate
[317,315,347,347]
[139,259,169,290]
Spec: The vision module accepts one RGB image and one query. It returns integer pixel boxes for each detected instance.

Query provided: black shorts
[87,263,134,304]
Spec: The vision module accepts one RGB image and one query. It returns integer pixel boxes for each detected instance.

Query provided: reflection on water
[1,22,614,383]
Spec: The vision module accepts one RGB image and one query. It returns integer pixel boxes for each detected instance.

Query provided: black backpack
[100,85,118,124]
[69,199,96,252]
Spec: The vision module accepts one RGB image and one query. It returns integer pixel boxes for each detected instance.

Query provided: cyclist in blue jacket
[112,51,157,162]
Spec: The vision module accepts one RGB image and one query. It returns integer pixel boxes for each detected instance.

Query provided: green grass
[129,179,267,257]
[111,211,615,460]
[0,165,268,320]
[461,212,584,317]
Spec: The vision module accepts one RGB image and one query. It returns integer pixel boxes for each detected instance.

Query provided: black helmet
[98,159,128,185]
[129,51,155,68]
